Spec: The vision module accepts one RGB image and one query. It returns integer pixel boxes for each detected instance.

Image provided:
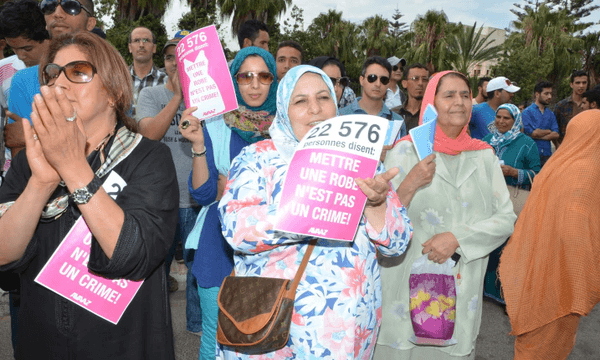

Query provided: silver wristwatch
[70,175,102,205]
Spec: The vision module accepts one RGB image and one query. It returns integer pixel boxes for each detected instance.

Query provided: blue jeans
[166,207,202,332]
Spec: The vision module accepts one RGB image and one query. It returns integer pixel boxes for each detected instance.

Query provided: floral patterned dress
[375,141,516,359]
[217,139,413,360]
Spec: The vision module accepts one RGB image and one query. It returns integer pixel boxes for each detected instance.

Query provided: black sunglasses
[366,74,390,85]
[40,0,93,17]
[392,65,401,72]
[43,61,97,86]
[329,77,350,88]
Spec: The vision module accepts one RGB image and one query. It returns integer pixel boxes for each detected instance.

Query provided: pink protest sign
[274,115,388,241]
[176,25,238,120]
[35,172,142,324]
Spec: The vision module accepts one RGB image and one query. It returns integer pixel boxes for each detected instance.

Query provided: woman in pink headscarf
[374,71,516,359]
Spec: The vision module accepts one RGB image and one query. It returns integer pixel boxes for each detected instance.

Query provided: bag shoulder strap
[289,239,317,294]
[229,238,317,294]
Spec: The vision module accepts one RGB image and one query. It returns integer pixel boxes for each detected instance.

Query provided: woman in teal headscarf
[178,46,278,360]
[483,103,541,188]
[482,103,541,303]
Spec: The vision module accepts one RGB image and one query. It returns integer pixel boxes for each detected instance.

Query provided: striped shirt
[130,64,167,116]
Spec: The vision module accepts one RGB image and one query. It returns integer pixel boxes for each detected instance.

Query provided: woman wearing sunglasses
[307,56,355,109]
[178,46,278,360]
[0,32,179,359]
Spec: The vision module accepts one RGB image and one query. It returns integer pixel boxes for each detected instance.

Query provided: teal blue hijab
[229,46,277,114]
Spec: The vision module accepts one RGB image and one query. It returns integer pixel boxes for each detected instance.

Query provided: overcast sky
[163,0,600,49]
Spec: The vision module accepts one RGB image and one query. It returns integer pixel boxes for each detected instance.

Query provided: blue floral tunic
[217,138,412,360]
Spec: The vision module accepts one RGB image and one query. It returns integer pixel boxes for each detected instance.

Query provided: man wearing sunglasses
[384,56,407,110]
[41,0,96,37]
[5,0,97,157]
[340,56,407,160]
[128,27,167,116]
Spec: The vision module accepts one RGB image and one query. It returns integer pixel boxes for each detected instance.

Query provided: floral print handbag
[408,254,458,346]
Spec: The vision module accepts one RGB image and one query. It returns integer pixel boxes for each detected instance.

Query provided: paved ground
[2,271,599,359]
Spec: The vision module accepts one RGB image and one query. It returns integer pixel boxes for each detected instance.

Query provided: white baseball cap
[387,56,406,68]
[486,76,520,93]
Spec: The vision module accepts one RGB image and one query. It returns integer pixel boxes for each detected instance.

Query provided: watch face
[73,188,92,204]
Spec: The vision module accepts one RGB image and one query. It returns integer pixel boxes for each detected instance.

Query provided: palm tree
[360,15,394,57]
[108,0,169,22]
[580,32,600,87]
[493,3,584,103]
[216,0,292,36]
[512,4,582,84]
[448,22,503,75]
[308,10,343,40]
[410,10,456,73]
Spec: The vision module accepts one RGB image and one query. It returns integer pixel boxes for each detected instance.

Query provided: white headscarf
[268,65,339,163]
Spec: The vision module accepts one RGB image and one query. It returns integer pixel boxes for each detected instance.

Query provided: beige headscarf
[499,110,600,335]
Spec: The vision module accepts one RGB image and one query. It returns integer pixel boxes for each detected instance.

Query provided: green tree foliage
[304,10,361,81]
[494,3,584,103]
[387,8,412,61]
[389,8,408,38]
[580,32,600,87]
[106,14,168,68]
[176,2,230,54]
[96,0,169,23]
[309,9,343,39]
[216,0,291,36]
[177,1,220,32]
[276,5,319,61]
[448,22,503,76]
[409,10,458,73]
[360,15,394,57]
[543,0,599,31]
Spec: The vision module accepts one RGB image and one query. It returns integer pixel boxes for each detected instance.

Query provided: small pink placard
[176,25,238,120]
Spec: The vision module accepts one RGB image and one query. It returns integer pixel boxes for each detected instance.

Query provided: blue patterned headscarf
[489,103,523,152]
[229,46,277,114]
[269,65,339,163]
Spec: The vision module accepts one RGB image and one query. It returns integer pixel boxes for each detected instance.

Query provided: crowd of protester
[0,0,598,359]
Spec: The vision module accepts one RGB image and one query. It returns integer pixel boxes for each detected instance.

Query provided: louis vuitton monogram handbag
[216,239,317,353]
